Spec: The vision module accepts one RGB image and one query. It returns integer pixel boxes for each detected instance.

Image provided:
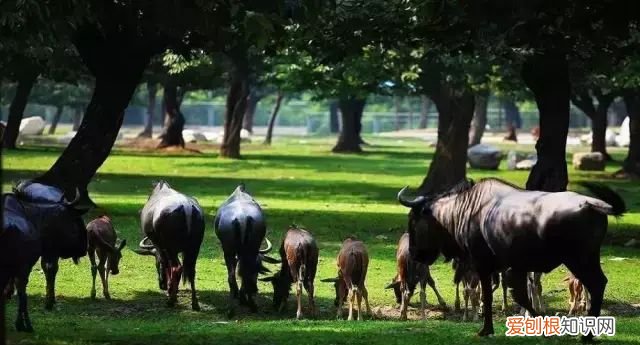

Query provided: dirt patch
[116,138,210,153]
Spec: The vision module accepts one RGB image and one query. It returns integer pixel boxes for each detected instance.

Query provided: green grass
[2,136,640,345]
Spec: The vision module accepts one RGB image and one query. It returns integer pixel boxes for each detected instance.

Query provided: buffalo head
[397,186,446,266]
[320,276,347,307]
[259,270,290,311]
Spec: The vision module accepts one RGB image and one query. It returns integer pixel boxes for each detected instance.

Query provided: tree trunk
[157,82,185,148]
[419,95,432,129]
[417,85,475,194]
[2,71,38,149]
[468,91,489,146]
[521,51,570,192]
[329,100,340,133]
[264,91,284,145]
[242,89,260,134]
[220,64,250,159]
[36,26,157,197]
[138,81,157,138]
[356,104,367,145]
[72,107,83,131]
[621,91,640,177]
[572,91,614,161]
[332,97,366,153]
[48,105,64,135]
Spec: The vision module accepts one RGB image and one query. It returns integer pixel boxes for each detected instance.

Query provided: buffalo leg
[509,270,537,316]
[356,288,364,321]
[462,284,469,321]
[568,283,578,315]
[89,247,98,299]
[362,286,372,315]
[501,272,509,313]
[454,282,461,312]
[223,254,239,299]
[184,251,200,311]
[420,280,427,319]
[347,288,355,321]
[426,271,447,307]
[97,256,110,300]
[336,287,345,320]
[41,256,59,310]
[400,282,408,320]
[14,264,34,332]
[477,273,494,336]
[296,280,303,320]
[566,256,607,342]
[306,282,316,317]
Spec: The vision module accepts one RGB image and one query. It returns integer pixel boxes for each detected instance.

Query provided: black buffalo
[397,178,625,341]
[215,184,278,312]
[1,181,89,332]
[134,181,204,310]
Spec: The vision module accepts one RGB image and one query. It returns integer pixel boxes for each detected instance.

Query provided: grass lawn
[2,136,640,345]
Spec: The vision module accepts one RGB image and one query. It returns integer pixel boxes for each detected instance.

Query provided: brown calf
[566,273,590,315]
[86,216,126,299]
[321,237,371,320]
[386,233,446,320]
[261,226,319,319]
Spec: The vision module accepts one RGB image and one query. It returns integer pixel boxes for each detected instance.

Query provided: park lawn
[2,136,640,345]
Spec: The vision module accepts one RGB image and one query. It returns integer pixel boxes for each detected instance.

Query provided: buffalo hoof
[477,327,494,337]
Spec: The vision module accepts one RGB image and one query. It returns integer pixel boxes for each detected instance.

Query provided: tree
[468,91,489,146]
[263,91,284,145]
[1,56,41,149]
[571,89,615,160]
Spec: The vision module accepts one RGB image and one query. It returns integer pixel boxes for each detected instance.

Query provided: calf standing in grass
[453,259,481,321]
[87,215,126,300]
[322,237,371,321]
[261,226,319,319]
[566,273,590,315]
[386,233,446,320]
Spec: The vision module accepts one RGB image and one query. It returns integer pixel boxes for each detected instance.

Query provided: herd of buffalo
[1,177,627,341]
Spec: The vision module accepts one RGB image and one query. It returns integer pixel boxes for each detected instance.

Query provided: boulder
[616,117,630,147]
[606,129,617,146]
[506,150,529,170]
[19,116,45,136]
[572,152,605,171]
[202,131,219,142]
[467,144,503,170]
[240,128,252,143]
[182,129,208,143]
[515,159,536,170]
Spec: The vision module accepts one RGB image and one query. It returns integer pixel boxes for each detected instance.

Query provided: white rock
[182,129,208,143]
[516,159,536,170]
[58,131,77,144]
[572,152,605,171]
[19,116,45,136]
[240,129,251,139]
[566,136,581,146]
[202,131,219,142]
[468,144,503,170]
[606,129,617,146]
[624,239,638,247]
[616,117,630,147]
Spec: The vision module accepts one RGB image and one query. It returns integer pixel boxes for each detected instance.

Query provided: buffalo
[87,215,127,299]
[385,232,446,320]
[397,178,625,341]
[322,237,371,320]
[215,184,278,312]
[260,225,319,319]
[1,181,89,332]
[134,181,204,310]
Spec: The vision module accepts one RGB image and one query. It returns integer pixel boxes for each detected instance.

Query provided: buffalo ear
[262,255,281,264]
[320,278,339,283]
[385,281,399,290]
[118,239,127,251]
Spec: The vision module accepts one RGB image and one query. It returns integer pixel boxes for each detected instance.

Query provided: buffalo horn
[63,187,82,206]
[261,255,281,264]
[138,237,155,249]
[397,186,426,208]
[259,237,273,254]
